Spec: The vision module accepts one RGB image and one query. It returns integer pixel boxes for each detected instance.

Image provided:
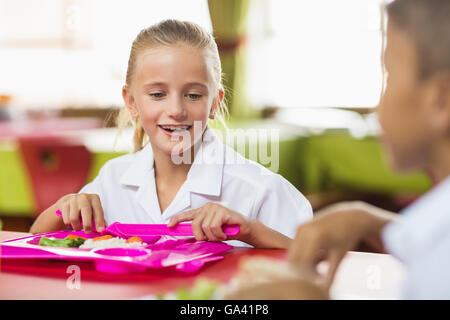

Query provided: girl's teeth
[160,125,191,132]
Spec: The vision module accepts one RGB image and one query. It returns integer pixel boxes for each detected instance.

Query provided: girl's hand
[56,193,107,233]
[167,202,252,242]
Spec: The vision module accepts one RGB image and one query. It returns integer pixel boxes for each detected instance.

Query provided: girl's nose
[166,96,187,120]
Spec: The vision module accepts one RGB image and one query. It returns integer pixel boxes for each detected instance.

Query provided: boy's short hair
[387,0,450,80]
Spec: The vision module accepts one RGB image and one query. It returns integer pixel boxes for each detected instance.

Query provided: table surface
[0,118,104,140]
[0,231,405,300]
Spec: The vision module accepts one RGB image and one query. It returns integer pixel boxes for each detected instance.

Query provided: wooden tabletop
[0,231,405,300]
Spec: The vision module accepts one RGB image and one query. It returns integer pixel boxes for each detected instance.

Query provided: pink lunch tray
[0,229,233,274]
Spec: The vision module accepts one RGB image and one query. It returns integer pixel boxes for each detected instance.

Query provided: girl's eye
[149,92,166,99]
[186,93,202,100]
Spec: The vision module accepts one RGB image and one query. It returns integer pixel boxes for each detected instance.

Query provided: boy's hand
[224,278,329,300]
[167,202,252,242]
[288,201,395,289]
[57,193,107,233]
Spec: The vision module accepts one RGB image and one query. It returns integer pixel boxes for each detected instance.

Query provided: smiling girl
[30,20,312,248]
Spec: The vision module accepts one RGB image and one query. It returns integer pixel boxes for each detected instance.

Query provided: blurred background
[0,0,431,232]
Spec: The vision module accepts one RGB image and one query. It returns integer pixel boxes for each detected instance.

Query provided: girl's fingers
[69,198,81,231]
[191,213,207,241]
[54,193,106,233]
[80,205,93,233]
[167,209,199,227]
[90,195,106,232]
[209,211,227,241]
[168,204,235,242]
[201,211,219,241]
[60,201,71,227]
[78,194,92,233]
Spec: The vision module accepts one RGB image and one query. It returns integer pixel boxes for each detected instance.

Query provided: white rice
[79,237,146,249]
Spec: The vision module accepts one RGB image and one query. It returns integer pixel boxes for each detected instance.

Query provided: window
[246,0,386,109]
[0,0,211,109]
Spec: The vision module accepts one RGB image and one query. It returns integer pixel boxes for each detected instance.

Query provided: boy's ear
[209,89,224,120]
[427,72,450,134]
[122,85,139,119]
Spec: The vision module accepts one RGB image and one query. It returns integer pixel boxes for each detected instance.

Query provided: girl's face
[123,45,222,160]
[378,20,435,173]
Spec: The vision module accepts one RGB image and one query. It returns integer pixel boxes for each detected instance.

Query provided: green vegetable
[38,236,85,248]
[70,237,86,247]
[157,278,219,300]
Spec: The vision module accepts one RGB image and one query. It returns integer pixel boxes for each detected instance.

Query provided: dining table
[0,231,404,300]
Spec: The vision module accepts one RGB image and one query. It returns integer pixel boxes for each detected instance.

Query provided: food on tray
[38,234,146,249]
[92,235,113,242]
[126,236,143,243]
[39,236,86,248]
[3,229,234,276]
[66,234,87,240]
[79,236,147,249]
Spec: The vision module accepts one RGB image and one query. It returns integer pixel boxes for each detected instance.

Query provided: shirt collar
[383,175,450,263]
[119,143,154,187]
[184,126,225,197]
[119,126,225,197]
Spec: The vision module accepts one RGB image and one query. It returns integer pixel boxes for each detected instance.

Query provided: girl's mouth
[158,124,193,136]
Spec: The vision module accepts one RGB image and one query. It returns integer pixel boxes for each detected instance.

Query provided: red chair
[17,137,92,216]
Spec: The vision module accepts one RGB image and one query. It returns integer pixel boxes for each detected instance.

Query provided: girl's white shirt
[80,127,313,247]
[382,176,450,299]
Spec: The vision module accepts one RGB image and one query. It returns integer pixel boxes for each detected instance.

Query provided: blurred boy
[288,0,450,300]
[228,0,450,299]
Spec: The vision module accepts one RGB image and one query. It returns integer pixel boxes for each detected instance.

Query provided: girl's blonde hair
[116,19,228,152]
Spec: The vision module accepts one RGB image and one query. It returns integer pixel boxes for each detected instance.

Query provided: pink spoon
[54,210,240,238]
[112,223,240,238]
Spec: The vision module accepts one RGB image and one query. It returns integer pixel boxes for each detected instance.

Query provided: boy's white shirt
[382,176,450,299]
[80,127,312,247]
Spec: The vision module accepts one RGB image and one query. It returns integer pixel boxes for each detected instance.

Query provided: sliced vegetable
[38,236,85,248]
[126,236,143,244]
[92,235,113,242]
[70,236,86,247]
[66,234,87,240]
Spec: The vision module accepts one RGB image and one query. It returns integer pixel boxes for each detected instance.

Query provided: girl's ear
[209,89,224,120]
[122,85,139,119]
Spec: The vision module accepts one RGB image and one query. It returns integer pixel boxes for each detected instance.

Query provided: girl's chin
[153,141,195,162]
[159,142,191,153]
